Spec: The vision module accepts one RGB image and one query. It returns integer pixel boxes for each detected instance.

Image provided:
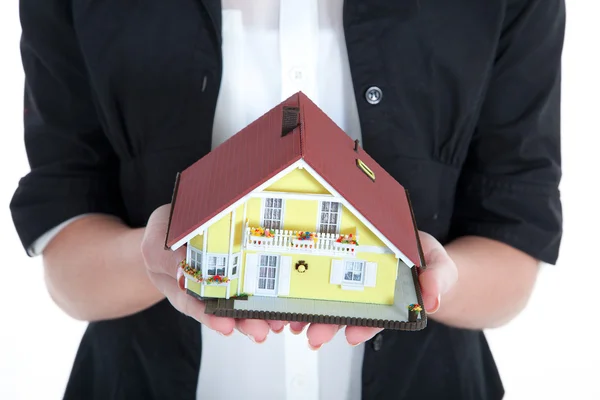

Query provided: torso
[200,2,363,399]
[65,1,507,398]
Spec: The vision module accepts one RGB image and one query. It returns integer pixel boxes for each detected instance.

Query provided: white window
[343,260,365,284]
[330,260,377,290]
[262,198,284,230]
[190,247,202,270]
[207,255,227,276]
[257,254,279,294]
[231,254,240,277]
[318,201,341,234]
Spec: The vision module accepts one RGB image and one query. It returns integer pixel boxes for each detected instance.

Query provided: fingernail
[218,330,234,337]
[348,342,361,347]
[427,294,441,314]
[176,267,185,291]
[246,334,266,344]
[308,342,322,351]
[290,326,306,335]
[272,327,284,334]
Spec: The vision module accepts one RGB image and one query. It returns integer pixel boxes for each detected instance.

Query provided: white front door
[256,254,280,295]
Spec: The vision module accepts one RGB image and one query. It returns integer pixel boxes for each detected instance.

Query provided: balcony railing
[244,226,359,257]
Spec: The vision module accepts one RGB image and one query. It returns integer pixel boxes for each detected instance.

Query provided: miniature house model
[165,92,427,330]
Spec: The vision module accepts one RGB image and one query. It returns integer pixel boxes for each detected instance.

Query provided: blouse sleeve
[449,0,566,264]
[10,0,125,254]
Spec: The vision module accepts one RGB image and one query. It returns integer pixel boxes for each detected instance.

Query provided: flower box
[180,260,203,282]
[248,235,274,246]
[334,234,359,251]
[291,238,316,249]
[203,275,230,286]
[292,231,317,248]
[333,242,356,252]
[248,227,275,246]
[183,271,202,282]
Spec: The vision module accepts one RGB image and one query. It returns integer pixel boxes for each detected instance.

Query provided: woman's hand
[141,204,286,342]
[298,231,458,350]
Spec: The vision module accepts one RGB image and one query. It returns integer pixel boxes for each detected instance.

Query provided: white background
[0,2,598,400]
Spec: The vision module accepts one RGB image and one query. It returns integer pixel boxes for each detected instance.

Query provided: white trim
[243,253,259,294]
[364,262,378,287]
[226,208,235,299]
[330,259,344,284]
[341,284,364,291]
[250,191,335,201]
[240,202,247,297]
[277,256,293,296]
[357,246,393,255]
[201,231,208,297]
[186,243,191,268]
[299,160,415,268]
[171,160,303,250]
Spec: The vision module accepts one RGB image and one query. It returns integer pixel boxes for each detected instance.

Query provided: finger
[306,324,341,350]
[345,327,382,346]
[141,204,186,278]
[419,272,442,313]
[418,231,458,313]
[236,318,271,343]
[149,272,235,335]
[267,320,287,333]
[289,321,308,335]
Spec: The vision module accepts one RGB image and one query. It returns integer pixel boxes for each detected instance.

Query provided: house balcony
[244,226,359,257]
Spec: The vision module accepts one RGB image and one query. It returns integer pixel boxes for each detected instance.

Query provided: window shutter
[243,254,259,294]
[364,262,378,287]
[330,260,344,285]
[277,256,293,296]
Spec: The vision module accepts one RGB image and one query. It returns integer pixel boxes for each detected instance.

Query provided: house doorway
[256,254,280,295]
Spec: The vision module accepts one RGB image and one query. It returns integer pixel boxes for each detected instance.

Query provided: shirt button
[372,333,383,351]
[365,86,383,104]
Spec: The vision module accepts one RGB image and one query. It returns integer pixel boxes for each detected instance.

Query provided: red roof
[166,92,422,266]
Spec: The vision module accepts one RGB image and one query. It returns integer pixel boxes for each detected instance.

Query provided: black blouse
[10,0,565,399]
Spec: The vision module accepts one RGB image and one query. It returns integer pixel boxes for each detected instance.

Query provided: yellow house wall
[190,234,203,250]
[246,197,262,228]
[206,213,231,254]
[264,167,329,194]
[189,204,245,253]
[233,204,245,252]
[243,250,397,305]
[340,210,387,248]
[185,278,240,299]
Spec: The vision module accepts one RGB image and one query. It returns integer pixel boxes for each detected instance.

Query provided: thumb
[417,232,458,313]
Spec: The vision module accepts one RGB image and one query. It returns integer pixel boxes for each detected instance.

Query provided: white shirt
[31,1,365,399]
[201,2,364,399]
